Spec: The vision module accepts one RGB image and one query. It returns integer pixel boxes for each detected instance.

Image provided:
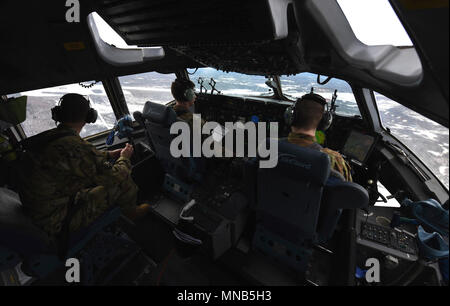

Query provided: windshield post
[176,69,190,81]
[265,75,284,100]
[102,77,130,118]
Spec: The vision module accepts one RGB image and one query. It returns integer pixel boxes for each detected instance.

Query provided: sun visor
[87,13,165,66]
[0,96,27,125]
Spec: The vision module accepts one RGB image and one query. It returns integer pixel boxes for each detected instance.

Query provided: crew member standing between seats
[286,93,352,181]
[18,93,150,241]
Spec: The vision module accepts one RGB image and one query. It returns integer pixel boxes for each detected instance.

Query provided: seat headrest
[142,101,177,127]
[260,139,330,186]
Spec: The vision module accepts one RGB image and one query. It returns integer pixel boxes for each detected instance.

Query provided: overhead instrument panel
[92,0,305,75]
[94,0,294,46]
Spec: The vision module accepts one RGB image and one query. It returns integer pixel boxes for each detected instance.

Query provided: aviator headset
[176,79,196,102]
[183,87,196,102]
[284,92,333,131]
[51,93,98,124]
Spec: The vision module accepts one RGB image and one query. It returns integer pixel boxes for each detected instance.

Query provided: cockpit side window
[337,0,413,46]
[280,73,361,118]
[375,92,449,189]
[10,81,115,138]
[118,72,176,113]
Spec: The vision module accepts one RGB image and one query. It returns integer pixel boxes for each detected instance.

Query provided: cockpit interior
[0,0,448,287]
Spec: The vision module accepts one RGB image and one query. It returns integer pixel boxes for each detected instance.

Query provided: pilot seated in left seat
[18,93,151,242]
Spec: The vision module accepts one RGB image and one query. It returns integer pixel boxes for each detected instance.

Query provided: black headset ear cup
[284,105,295,126]
[51,106,61,122]
[182,87,195,102]
[318,111,333,131]
[284,99,300,126]
[85,108,98,123]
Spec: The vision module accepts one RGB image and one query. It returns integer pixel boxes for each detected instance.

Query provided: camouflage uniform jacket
[18,125,137,239]
[287,132,352,181]
[171,104,206,130]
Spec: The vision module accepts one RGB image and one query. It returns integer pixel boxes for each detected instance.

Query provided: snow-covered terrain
[376,94,449,189]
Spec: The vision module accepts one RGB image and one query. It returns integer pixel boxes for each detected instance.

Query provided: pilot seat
[251,139,369,275]
[0,187,141,285]
[134,101,207,201]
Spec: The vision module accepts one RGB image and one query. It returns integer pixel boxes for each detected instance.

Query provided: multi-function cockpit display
[342,130,376,164]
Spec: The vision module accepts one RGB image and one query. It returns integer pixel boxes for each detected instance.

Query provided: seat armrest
[323,182,369,210]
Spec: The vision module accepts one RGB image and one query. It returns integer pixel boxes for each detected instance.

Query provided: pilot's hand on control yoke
[120,143,134,159]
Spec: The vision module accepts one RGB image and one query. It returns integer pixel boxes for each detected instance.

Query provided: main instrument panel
[195,93,292,136]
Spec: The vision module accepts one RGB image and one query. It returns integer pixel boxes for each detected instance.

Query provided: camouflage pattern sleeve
[100,150,109,160]
[66,143,139,232]
[83,142,138,213]
[178,112,206,131]
[18,127,140,238]
[321,148,353,182]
